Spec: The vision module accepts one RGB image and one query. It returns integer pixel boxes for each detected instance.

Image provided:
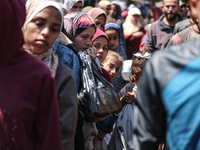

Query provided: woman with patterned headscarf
[54,12,97,92]
[53,12,97,150]
[23,0,78,149]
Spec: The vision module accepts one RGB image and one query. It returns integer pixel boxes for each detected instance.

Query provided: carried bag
[77,51,121,122]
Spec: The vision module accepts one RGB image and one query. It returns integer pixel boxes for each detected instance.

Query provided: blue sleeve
[53,40,80,92]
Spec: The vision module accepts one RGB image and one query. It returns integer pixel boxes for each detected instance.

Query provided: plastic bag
[77,51,121,122]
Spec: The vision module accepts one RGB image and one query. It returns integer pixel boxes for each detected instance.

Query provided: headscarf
[123,7,141,36]
[64,0,83,12]
[92,29,109,50]
[105,23,121,37]
[105,23,127,94]
[105,23,127,60]
[121,10,128,21]
[98,0,111,8]
[24,0,64,75]
[0,0,26,67]
[82,6,93,13]
[24,0,64,31]
[87,8,107,21]
[63,12,96,41]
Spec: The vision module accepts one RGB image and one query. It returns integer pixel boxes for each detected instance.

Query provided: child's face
[95,16,106,31]
[110,5,117,18]
[132,67,142,82]
[93,36,108,63]
[103,58,121,79]
[105,29,119,50]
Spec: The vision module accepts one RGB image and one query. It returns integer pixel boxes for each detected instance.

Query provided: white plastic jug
[121,60,133,81]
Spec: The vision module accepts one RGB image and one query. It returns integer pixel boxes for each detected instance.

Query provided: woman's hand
[86,46,98,59]
[132,31,143,38]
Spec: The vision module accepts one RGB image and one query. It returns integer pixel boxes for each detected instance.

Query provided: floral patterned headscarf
[63,12,96,41]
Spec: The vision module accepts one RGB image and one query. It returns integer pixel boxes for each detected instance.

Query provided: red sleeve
[140,27,146,34]
[140,34,146,51]
[124,34,135,41]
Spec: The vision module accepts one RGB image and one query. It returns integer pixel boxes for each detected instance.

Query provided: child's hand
[120,92,135,105]
[86,46,98,59]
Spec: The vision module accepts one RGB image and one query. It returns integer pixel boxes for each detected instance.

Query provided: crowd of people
[1,0,200,149]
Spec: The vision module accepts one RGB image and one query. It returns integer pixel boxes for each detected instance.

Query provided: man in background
[145,0,182,52]
[179,0,189,19]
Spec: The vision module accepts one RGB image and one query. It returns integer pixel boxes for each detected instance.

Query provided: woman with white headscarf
[23,0,78,149]
[64,0,83,12]
[123,7,146,59]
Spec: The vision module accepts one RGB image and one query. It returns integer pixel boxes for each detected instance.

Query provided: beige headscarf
[87,8,107,20]
[98,0,111,8]
[123,7,141,36]
[123,15,140,36]
[82,6,93,13]
[25,0,53,24]
[24,0,64,75]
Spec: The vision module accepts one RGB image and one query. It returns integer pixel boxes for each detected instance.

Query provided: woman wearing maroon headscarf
[0,0,62,149]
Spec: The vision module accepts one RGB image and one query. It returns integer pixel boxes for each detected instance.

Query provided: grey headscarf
[64,0,84,12]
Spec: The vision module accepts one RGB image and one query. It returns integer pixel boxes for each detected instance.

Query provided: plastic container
[121,60,133,81]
